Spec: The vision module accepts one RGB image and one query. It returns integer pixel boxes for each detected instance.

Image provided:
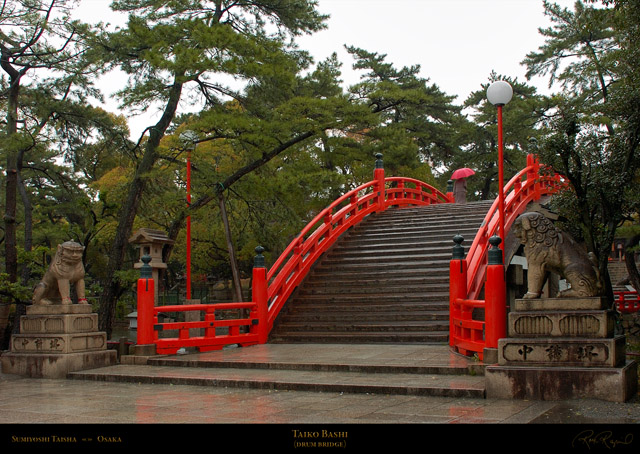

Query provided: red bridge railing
[136,153,453,354]
[615,291,640,313]
[449,154,566,360]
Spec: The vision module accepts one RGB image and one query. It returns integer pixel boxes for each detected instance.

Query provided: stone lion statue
[32,241,88,305]
[512,212,602,299]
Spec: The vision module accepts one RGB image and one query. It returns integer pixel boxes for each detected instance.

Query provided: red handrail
[464,156,565,300]
[153,302,261,353]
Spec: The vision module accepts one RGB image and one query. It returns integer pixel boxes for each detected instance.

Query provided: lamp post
[179,130,198,300]
[486,81,513,248]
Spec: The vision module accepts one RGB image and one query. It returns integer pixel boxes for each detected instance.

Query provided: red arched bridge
[135,154,568,359]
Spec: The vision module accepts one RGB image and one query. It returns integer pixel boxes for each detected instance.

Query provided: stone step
[358,212,486,224]
[269,331,450,344]
[347,224,482,238]
[336,231,478,246]
[318,253,453,266]
[325,245,454,259]
[331,238,456,250]
[354,213,483,224]
[287,292,450,303]
[68,362,484,398]
[371,201,492,217]
[274,320,448,333]
[280,311,448,321]
[282,302,449,313]
[297,284,449,296]
[302,275,450,287]
[69,345,486,399]
[311,261,451,273]
[306,267,451,281]
[305,271,449,283]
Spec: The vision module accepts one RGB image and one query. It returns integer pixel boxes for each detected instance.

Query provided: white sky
[74,0,577,137]
[298,0,575,101]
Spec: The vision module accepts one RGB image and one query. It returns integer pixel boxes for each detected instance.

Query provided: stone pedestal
[485,297,638,402]
[1,304,116,378]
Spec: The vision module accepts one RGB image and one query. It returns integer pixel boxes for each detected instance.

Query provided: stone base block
[508,310,615,338]
[1,349,117,379]
[20,312,98,334]
[120,344,158,365]
[10,332,108,354]
[26,304,93,316]
[498,335,626,368]
[129,344,157,356]
[514,297,605,311]
[485,360,638,402]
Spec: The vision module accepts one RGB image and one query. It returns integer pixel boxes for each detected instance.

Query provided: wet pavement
[1,343,639,451]
[0,370,554,424]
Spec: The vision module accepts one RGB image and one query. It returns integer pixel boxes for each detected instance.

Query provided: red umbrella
[451,168,475,180]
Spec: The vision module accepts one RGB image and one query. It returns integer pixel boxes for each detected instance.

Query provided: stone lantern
[129,228,174,304]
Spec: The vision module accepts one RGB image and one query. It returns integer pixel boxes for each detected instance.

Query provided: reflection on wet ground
[0,370,550,424]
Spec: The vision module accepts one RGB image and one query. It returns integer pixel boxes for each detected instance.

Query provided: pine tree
[523,0,640,305]
[89,0,327,335]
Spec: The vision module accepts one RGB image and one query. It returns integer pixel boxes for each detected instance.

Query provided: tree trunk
[12,166,33,334]
[163,130,318,267]
[219,192,243,302]
[98,76,184,337]
[623,234,640,292]
[1,69,21,348]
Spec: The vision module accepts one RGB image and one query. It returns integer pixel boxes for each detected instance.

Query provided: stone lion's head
[55,241,85,265]
[512,212,559,248]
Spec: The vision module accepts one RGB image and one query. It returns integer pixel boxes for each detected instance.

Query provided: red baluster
[485,236,506,351]
[252,246,269,343]
[374,153,385,211]
[136,255,155,346]
[449,235,467,347]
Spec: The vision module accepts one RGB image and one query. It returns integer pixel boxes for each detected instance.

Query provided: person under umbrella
[451,168,475,204]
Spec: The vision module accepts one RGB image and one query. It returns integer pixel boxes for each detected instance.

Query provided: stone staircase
[69,344,487,398]
[269,200,493,344]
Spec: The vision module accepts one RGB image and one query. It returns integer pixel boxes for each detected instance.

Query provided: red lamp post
[180,130,198,300]
[486,81,513,247]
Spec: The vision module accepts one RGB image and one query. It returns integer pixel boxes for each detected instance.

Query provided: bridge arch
[140,154,455,353]
[135,154,565,356]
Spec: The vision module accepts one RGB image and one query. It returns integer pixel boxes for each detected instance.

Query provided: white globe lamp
[486,81,513,106]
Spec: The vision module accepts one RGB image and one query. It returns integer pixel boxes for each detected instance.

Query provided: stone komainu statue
[32,241,88,305]
[512,212,602,299]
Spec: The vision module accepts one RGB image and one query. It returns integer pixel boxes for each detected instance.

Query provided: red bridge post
[449,234,467,347]
[374,153,385,211]
[136,255,155,346]
[527,154,542,200]
[252,246,269,344]
[485,235,506,352]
